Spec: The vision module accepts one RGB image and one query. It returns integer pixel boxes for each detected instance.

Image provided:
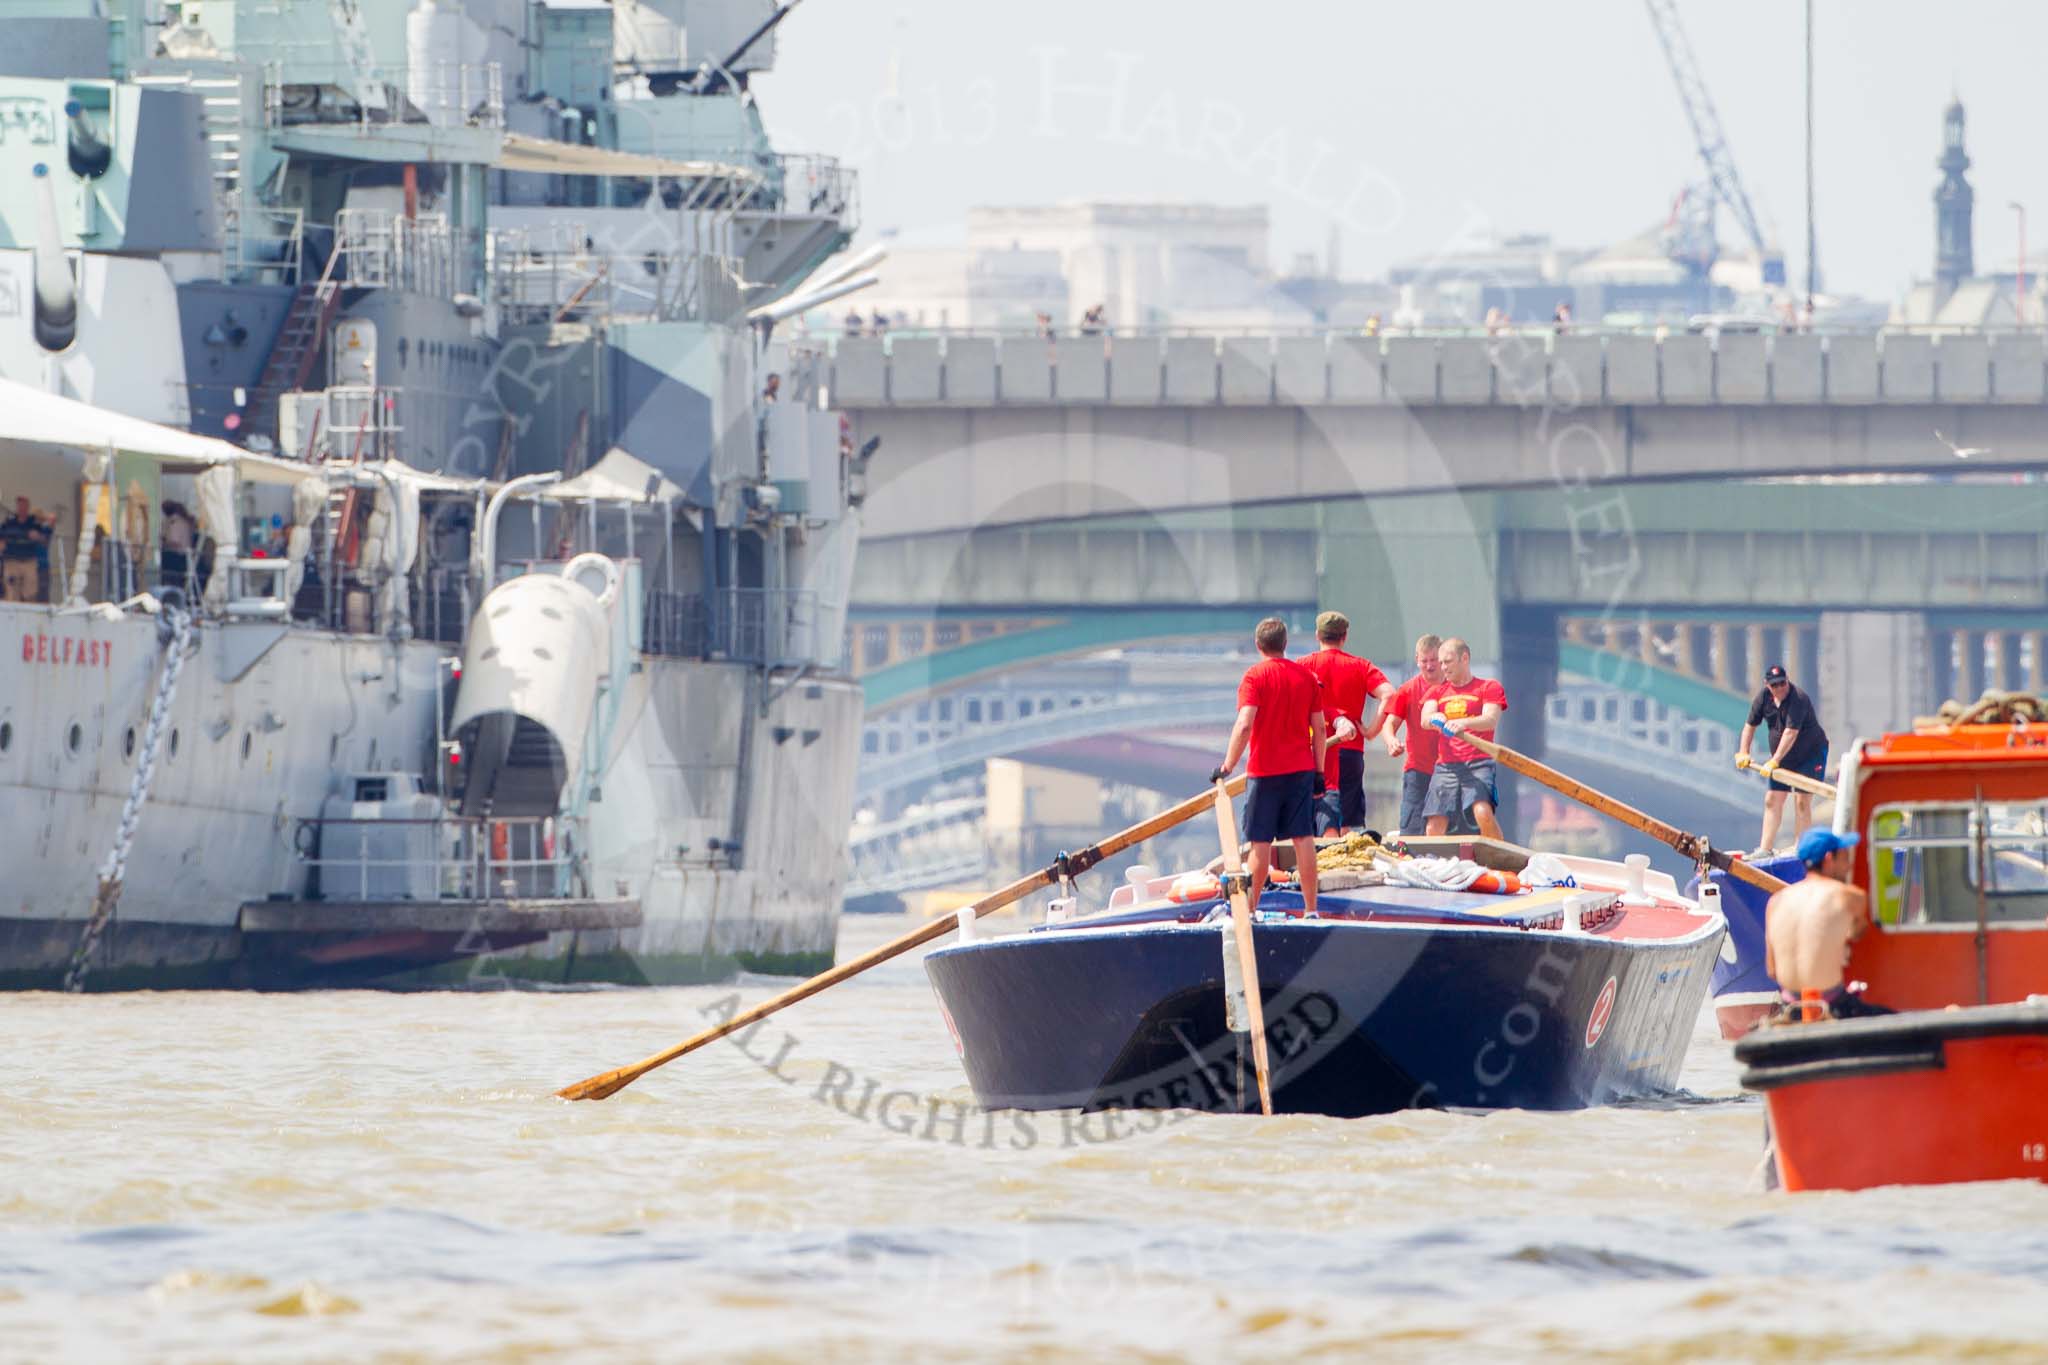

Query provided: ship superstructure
[0,0,869,987]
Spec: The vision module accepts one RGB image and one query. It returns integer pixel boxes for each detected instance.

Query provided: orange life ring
[490,820,509,863]
[1467,870,1522,895]
[1165,872,1222,904]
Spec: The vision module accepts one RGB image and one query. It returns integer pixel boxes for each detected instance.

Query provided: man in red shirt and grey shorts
[1213,617,1326,916]
[1420,636,1508,841]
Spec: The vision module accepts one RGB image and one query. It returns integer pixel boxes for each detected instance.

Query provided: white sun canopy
[0,376,319,486]
[495,133,759,186]
[539,448,687,505]
[353,459,491,496]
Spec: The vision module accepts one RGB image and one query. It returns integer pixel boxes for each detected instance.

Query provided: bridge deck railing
[827,327,2048,409]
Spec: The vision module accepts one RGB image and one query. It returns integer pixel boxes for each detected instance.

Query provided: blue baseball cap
[1796,828,1860,867]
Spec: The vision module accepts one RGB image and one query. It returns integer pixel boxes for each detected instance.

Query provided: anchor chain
[64,605,193,992]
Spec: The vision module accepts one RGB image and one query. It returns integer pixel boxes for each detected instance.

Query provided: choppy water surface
[5,913,2047,1363]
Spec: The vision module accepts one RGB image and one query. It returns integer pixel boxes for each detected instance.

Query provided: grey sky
[756,1,2048,303]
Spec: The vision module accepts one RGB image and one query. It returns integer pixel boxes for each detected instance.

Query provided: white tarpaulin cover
[372,473,423,632]
[541,448,686,505]
[353,459,490,496]
[495,133,758,186]
[194,464,236,613]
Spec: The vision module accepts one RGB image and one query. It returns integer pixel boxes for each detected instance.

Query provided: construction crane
[1643,0,1787,285]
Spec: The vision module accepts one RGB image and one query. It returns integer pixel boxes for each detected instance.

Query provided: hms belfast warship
[0,0,876,987]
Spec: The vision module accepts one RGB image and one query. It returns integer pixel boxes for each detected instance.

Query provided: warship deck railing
[295,814,579,903]
[262,59,505,130]
[643,587,830,669]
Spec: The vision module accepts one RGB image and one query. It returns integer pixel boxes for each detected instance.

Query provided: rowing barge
[926,837,1726,1117]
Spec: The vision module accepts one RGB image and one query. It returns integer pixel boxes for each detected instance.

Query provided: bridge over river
[836,327,2048,886]
[833,326,2048,536]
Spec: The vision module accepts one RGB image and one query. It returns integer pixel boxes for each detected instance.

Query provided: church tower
[1935,97,1975,297]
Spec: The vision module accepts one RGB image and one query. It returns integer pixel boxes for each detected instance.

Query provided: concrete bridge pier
[1496,607,1560,837]
[1817,612,1933,746]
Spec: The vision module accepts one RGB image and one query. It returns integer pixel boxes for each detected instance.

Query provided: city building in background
[838,195,1899,335]
[1895,97,2045,326]
[850,202,1315,331]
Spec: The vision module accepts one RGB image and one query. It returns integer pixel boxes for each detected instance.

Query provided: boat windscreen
[1869,801,2048,924]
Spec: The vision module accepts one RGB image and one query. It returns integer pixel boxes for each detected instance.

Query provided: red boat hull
[1737,1004,2048,1192]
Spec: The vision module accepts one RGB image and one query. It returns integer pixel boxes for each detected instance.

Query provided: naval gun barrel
[30,163,77,353]
[698,0,808,93]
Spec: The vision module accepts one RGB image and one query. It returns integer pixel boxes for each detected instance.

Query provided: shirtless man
[1764,828,1888,1020]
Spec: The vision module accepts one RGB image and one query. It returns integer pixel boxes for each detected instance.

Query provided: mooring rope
[64,604,193,992]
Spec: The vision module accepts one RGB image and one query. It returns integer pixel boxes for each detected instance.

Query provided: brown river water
[5,911,2047,1363]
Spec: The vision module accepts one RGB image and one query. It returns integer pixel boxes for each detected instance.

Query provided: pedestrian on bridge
[1420,638,1508,842]
[1737,663,1830,857]
[1303,611,1394,836]
[1372,632,1444,837]
[1212,617,1325,918]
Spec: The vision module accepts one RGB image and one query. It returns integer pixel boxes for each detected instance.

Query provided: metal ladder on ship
[248,246,345,450]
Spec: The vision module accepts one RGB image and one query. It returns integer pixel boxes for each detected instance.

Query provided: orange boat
[1735,711,2048,1192]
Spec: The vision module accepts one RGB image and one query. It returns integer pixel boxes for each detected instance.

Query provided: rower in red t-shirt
[1301,610,1393,836]
[1369,632,1446,837]
[1419,635,1508,840]
[1213,616,1326,916]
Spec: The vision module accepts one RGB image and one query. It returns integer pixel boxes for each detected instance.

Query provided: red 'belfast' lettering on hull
[16,634,112,668]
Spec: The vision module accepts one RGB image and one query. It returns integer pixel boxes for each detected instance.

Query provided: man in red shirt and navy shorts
[1302,610,1394,836]
[1213,617,1326,916]
[1420,636,1508,840]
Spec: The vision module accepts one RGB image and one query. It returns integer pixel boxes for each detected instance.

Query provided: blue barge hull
[926,898,1723,1118]
[1691,851,1803,1036]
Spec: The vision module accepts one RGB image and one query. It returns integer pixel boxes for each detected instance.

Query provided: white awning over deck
[495,133,759,186]
[541,448,684,504]
[0,376,317,485]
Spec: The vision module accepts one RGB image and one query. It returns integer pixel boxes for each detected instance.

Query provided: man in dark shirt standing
[1,496,49,603]
[1737,663,1830,856]
[1213,617,1326,917]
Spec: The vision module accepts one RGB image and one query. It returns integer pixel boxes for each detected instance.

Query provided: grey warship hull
[0,0,870,988]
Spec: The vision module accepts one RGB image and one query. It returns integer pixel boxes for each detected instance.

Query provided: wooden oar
[1429,721,1788,895]
[556,774,1250,1101]
[1211,779,1274,1116]
[1739,758,1837,800]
